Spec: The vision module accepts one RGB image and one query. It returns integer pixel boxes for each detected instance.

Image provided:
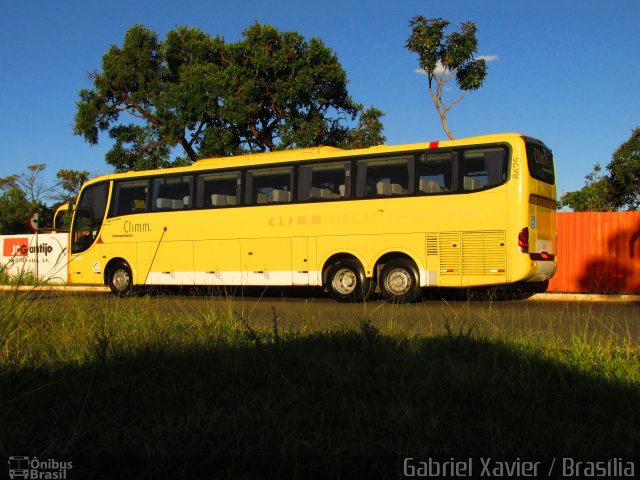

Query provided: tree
[0,187,34,235]
[54,169,90,203]
[607,127,640,210]
[0,165,52,233]
[0,164,49,205]
[74,23,385,172]
[0,167,51,235]
[340,106,386,149]
[219,23,385,153]
[405,15,488,140]
[557,164,615,212]
[0,165,89,234]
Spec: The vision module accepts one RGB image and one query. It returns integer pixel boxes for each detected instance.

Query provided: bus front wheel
[108,262,133,296]
[326,259,372,303]
[379,259,422,303]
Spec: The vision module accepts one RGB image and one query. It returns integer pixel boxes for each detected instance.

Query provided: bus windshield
[71,182,109,253]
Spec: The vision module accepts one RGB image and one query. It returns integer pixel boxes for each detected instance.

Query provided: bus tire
[379,258,422,303]
[108,262,133,297]
[326,259,372,303]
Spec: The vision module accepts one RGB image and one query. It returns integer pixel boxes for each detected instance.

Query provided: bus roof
[81,132,531,187]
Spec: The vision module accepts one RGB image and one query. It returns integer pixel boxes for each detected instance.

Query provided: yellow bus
[68,132,556,302]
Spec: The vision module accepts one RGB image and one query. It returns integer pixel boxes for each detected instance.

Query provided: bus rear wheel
[379,259,422,303]
[326,259,372,303]
[108,262,133,296]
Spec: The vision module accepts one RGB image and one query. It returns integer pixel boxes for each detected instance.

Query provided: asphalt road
[7,286,639,345]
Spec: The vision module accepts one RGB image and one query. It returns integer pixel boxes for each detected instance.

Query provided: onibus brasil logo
[8,456,73,479]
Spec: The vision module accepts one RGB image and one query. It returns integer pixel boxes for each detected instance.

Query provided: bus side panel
[69,242,103,285]
[193,239,241,285]
[425,231,507,287]
[145,240,194,285]
[240,237,291,285]
[291,237,309,285]
[136,242,152,285]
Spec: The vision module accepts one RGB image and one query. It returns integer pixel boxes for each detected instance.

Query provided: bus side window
[462,148,506,191]
[109,180,149,217]
[152,176,193,210]
[196,171,242,208]
[297,162,351,201]
[355,156,414,198]
[245,167,293,205]
[418,152,459,194]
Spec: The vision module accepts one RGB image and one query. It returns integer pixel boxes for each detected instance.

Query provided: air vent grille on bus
[461,231,506,276]
[428,231,506,276]
[426,234,439,256]
[439,232,461,273]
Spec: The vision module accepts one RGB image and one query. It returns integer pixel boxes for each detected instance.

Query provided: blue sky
[1,0,639,200]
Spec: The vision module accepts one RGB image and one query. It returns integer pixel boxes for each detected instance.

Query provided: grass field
[1,288,639,478]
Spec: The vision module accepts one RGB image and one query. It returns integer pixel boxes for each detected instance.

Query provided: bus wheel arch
[374,253,422,303]
[322,254,373,303]
[105,258,134,296]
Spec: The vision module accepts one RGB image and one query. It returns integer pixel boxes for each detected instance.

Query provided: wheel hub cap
[113,270,130,291]
[387,268,411,295]
[333,268,357,294]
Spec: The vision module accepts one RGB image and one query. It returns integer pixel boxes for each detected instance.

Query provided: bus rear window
[526,143,555,184]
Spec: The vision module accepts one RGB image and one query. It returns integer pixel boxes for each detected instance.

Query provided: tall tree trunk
[178,137,199,162]
[439,114,455,140]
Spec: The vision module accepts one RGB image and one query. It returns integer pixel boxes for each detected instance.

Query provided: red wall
[548,212,640,294]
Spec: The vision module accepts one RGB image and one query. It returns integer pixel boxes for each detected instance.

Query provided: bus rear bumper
[525,260,556,282]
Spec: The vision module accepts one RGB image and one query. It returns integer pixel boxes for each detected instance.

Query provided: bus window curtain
[234,174,242,203]
[151,178,163,210]
[449,153,460,192]
[298,166,313,201]
[342,162,352,198]
[244,172,254,205]
[355,161,368,198]
[407,158,416,194]
[195,175,205,208]
[485,151,505,186]
[108,183,121,217]
[90,183,109,223]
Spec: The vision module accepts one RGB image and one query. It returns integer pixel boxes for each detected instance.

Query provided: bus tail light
[518,227,529,252]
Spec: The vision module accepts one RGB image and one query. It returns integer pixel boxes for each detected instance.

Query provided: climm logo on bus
[3,238,54,257]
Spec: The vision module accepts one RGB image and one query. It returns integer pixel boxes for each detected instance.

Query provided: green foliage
[0,165,55,234]
[74,23,385,172]
[1,164,47,205]
[0,164,89,233]
[607,127,640,210]
[558,164,616,212]
[55,169,89,203]
[406,16,488,140]
[105,124,175,172]
[0,187,34,234]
